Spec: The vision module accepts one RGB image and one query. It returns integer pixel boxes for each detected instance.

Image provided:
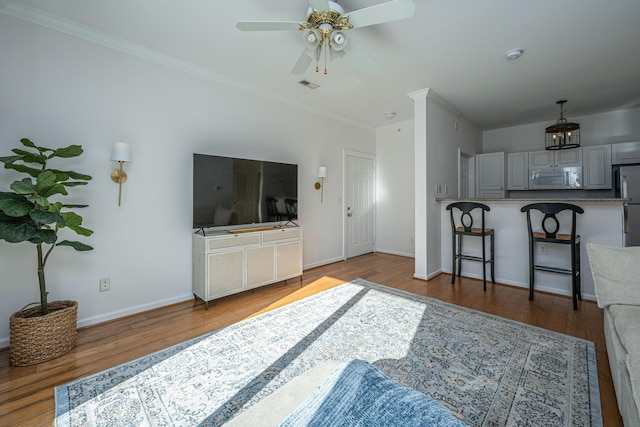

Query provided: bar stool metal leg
[481,233,487,291]
[451,233,457,284]
[490,232,495,283]
[528,239,535,301]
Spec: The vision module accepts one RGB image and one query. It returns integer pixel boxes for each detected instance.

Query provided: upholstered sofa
[587,243,640,426]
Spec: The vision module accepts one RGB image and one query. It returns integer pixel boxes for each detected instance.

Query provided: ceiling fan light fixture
[303,29,321,49]
[330,31,348,51]
[545,100,581,150]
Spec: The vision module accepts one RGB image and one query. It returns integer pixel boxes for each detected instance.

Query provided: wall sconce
[110,142,131,206]
[315,166,327,202]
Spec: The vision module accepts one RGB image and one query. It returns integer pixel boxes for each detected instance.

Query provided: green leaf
[12,149,47,165]
[40,183,68,198]
[2,163,42,178]
[62,181,89,188]
[30,210,63,225]
[10,178,35,195]
[48,169,92,182]
[57,240,93,251]
[47,202,63,213]
[27,194,50,207]
[32,228,57,244]
[0,192,34,216]
[0,220,38,243]
[0,155,23,164]
[21,138,52,154]
[36,170,57,188]
[60,211,93,236]
[62,204,89,209]
[20,138,37,149]
[50,145,83,159]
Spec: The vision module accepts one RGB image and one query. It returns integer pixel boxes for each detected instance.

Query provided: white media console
[192,226,303,308]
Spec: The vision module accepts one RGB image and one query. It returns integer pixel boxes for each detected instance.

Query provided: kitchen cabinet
[507,152,529,190]
[529,148,582,168]
[612,141,640,165]
[476,152,505,198]
[583,144,612,189]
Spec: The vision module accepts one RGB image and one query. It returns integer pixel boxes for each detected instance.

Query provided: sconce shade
[110,142,131,162]
[318,166,327,178]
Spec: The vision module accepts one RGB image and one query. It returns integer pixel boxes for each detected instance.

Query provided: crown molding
[0,3,374,132]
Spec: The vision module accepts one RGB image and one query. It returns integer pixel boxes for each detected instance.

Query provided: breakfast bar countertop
[436,197,628,203]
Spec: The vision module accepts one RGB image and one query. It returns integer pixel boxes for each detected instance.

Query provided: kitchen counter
[437,197,628,203]
[439,198,624,302]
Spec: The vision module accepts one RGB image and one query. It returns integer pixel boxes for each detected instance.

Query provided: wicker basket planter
[9,300,78,366]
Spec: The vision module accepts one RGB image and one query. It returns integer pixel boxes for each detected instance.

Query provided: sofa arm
[587,243,640,308]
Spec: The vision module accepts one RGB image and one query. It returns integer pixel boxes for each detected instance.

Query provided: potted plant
[0,138,93,366]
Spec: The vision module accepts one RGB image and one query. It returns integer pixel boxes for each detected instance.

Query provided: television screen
[193,154,298,229]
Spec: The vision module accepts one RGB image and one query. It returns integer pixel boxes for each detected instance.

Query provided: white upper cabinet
[476,152,505,198]
[612,141,640,165]
[583,144,612,189]
[507,152,529,190]
[529,148,582,168]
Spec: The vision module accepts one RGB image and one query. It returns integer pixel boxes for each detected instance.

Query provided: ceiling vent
[298,79,320,89]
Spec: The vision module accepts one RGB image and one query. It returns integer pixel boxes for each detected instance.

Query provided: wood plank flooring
[0,253,623,426]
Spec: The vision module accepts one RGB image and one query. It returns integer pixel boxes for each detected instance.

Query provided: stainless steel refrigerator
[615,165,640,246]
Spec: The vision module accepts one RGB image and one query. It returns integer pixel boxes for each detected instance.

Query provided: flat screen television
[193,153,298,230]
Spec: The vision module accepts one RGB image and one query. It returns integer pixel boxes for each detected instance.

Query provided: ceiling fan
[236,0,416,75]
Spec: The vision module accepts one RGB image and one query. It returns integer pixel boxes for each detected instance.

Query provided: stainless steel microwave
[529,166,582,190]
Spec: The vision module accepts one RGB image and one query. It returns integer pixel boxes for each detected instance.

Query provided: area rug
[55,279,602,426]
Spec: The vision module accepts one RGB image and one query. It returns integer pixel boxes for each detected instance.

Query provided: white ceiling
[3,0,640,130]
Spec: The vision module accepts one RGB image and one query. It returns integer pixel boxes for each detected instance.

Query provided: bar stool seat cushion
[455,227,493,234]
[532,232,578,241]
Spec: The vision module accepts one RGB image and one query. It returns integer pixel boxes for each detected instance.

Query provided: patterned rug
[55,279,602,426]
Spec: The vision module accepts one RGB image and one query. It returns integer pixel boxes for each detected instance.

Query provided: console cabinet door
[208,250,244,298]
[246,245,276,288]
[276,240,303,280]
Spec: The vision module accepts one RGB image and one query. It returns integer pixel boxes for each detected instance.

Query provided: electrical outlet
[538,244,547,255]
[100,277,110,292]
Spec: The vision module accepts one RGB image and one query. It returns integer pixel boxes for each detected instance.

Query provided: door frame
[343,149,376,259]
[458,148,475,198]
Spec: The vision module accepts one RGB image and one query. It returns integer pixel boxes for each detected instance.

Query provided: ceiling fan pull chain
[324,39,328,74]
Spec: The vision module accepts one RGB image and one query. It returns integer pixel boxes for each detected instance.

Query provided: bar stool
[446,202,495,291]
[520,203,584,310]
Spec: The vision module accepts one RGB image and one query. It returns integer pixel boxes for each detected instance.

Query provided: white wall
[0,14,375,346]
[375,120,415,257]
[484,107,640,153]
[410,89,483,280]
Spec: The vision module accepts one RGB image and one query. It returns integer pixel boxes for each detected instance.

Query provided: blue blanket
[278,359,466,427]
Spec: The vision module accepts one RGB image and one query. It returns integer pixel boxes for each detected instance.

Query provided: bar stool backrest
[446,202,491,233]
[520,202,584,241]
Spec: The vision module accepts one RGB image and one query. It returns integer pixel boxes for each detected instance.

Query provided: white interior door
[346,153,375,258]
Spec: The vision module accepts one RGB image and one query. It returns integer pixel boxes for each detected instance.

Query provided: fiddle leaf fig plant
[0,138,93,316]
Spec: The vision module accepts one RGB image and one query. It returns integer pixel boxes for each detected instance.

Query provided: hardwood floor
[0,253,622,426]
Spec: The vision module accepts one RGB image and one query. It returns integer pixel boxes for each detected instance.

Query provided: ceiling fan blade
[236,21,301,31]
[346,0,416,28]
[308,0,330,11]
[291,47,321,75]
[344,39,379,73]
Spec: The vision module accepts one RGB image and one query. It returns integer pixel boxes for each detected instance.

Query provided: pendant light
[545,100,580,150]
